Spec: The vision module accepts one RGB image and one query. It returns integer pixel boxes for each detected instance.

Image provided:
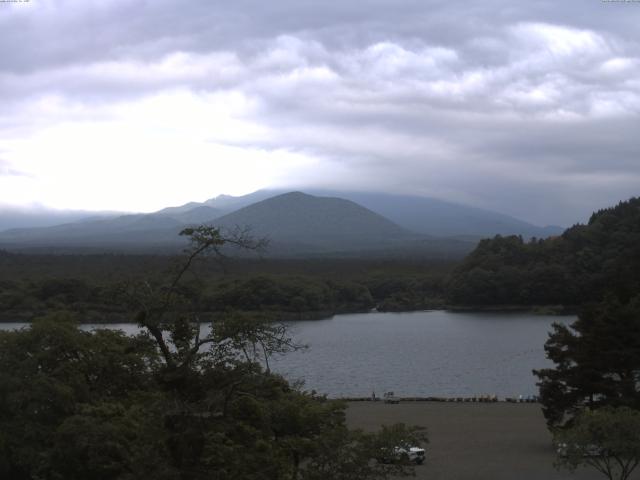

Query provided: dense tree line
[0,278,125,322]
[363,274,446,311]
[446,197,640,307]
[0,260,451,322]
[202,276,374,316]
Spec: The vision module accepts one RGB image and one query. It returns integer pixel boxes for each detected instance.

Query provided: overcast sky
[0,0,639,225]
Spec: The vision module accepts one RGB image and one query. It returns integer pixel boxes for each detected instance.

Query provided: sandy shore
[346,402,610,480]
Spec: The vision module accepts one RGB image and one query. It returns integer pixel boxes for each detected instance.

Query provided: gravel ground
[346,402,616,480]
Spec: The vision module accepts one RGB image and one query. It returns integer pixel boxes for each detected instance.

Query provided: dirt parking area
[346,402,612,480]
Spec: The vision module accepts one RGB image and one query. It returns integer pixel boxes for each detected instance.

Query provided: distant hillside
[1,188,560,258]
[203,191,277,213]
[0,213,186,252]
[178,189,563,239]
[166,205,220,224]
[446,197,640,307]
[0,192,475,258]
[306,190,563,238]
[0,206,122,232]
[209,192,473,258]
[212,192,410,251]
[0,189,562,242]
[0,204,222,251]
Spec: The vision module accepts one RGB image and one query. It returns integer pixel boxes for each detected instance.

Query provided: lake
[0,311,571,398]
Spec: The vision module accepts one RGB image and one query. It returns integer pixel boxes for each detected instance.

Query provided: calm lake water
[1,311,572,398]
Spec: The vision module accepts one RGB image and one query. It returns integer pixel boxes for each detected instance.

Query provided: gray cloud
[0,0,639,225]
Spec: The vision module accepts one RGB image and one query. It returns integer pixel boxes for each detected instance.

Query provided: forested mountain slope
[446,197,640,306]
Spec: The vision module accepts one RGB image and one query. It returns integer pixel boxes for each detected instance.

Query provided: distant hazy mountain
[211,192,409,250]
[1,189,562,240]
[164,205,220,224]
[177,189,563,239]
[0,212,185,252]
[0,192,476,258]
[0,189,561,256]
[202,191,277,212]
[0,206,122,232]
[307,190,564,238]
[209,192,474,257]
[0,203,223,249]
[155,202,205,216]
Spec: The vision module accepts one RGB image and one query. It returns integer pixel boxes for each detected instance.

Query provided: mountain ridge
[0,190,564,257]
[1,190,563,238]
[0,191,474,258]
[168,189,563,239]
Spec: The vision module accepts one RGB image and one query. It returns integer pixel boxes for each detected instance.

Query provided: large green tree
[555,407,640,480]
[0,313,166,480]
[534,295,640,427]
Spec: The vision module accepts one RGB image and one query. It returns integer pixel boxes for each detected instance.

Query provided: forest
[0,254,452,322]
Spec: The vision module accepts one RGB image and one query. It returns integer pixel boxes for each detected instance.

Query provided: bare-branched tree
[121,225,299,375]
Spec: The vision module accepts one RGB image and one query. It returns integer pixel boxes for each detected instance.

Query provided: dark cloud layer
[0,0,639,224]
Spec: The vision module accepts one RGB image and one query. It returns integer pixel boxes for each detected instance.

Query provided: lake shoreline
[444,304,577,315]
[338,396,538,403]
[0,308,364,324]
[0,304,576,323]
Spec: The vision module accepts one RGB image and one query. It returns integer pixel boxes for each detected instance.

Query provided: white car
[380,446,426,465]
[556,442,603,457]
[401,446,426,465]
